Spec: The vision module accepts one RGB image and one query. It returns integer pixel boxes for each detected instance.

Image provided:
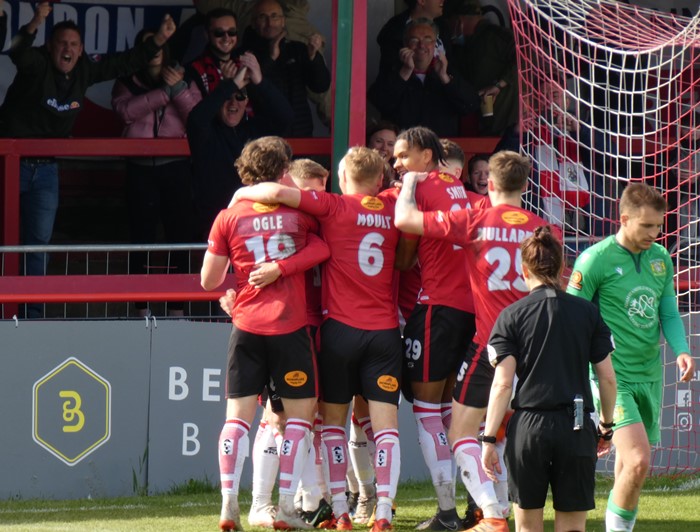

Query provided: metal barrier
[0,243,235,320]
[0,136,500,319]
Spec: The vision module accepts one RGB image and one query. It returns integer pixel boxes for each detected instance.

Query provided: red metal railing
[0,136,499,315]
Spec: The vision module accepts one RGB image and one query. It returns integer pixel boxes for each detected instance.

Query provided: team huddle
[201,127,695,532]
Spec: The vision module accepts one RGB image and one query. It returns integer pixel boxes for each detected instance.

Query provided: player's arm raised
[394,171,428,235]
[230,182,302,208]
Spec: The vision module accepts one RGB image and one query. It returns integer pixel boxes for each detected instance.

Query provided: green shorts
[591,379,662,445]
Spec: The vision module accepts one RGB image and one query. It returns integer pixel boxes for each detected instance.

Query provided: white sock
[606,509,636,531]
[349,419,375,494]
[374,428,401,523]
[323,425,350,517]
[440,402,452,430]
[346,461,360,494]
[300,444,323,511]
[278,418,313,513]
[413,400,454,510]
[250,421,278,508]
[452,437,501,519]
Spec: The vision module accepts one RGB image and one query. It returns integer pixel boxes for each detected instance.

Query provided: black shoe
[301,498,334,528]
[462,501,484,530]
[416,508,462,531]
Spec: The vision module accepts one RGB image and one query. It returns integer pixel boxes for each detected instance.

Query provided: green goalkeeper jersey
[566,235,676,382]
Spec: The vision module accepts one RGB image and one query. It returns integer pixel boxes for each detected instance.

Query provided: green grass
[0,475,698,531]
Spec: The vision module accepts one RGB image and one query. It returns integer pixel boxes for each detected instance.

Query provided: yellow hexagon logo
[33,357,111,466]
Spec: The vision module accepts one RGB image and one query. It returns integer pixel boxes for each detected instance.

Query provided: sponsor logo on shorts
[438,172,455,183]
[649,259,666,276]
[284,371,308,387]
[252,202,280,213]
[376,375,399,392]
[361,196,385,211]
[500,211,529,225]
[569,270,583,290]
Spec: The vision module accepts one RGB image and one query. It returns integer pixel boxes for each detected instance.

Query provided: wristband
[477,432,497,444]
[599,421,615,429]
[597,426,614,441]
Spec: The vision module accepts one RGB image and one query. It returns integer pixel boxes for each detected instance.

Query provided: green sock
[607,491,638,521]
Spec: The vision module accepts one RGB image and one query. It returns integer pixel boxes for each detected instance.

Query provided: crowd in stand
[1,2,695,532]
[0,0,516,317]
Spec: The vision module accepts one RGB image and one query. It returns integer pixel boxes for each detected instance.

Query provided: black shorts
[319,318,402,406]
[258,386,285,414]
[452,342,494,408]
[226,325,318,400]
[505,409,597,511]
[403,304,475,383]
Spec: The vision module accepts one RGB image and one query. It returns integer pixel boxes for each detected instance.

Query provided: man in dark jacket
[186,51,293,240]
[369,18,478,138]
[376,0,451,74]
[0,1,175,318]
[241,0,330,137]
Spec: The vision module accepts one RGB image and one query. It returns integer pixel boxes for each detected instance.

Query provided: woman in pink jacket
[112,28,201,317]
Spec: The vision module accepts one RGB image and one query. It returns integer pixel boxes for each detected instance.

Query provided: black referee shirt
[488,285,612,412]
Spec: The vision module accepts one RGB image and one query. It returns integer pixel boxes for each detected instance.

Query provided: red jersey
[423,204,550,347]
[297,189,400,330]
[276,232,327,328]
[414,170,474,312]
[466,190,490,209]
[207,200,323,335]
[306,264,323,327]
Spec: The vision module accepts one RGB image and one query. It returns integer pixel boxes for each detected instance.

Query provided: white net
[509,0,700,473]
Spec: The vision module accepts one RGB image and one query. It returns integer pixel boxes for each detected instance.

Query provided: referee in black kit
[479,226,617,532]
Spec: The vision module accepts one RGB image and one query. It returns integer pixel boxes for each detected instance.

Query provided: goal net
[509,0,700,473]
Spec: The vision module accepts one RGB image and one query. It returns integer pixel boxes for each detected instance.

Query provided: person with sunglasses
[187,8,241,98]
[241,0,330,137]
[186,48,293,241]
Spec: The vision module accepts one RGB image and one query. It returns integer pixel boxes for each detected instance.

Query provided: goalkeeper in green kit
[566,182,695,532]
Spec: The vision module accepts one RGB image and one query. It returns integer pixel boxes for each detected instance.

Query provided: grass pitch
[0,475,698,531]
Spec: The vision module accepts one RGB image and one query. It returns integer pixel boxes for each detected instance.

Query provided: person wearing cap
[445,0,518,136]
[186,50,293,240]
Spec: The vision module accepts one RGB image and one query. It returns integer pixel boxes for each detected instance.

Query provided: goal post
[508,0,700,473]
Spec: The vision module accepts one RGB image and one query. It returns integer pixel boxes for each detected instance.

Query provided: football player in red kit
[201,137,329,531]
[231,146,406,532]
[395,150,554,532]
